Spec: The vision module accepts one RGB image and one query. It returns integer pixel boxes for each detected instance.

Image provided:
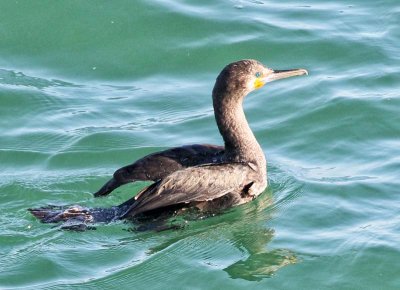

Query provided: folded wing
[94,144,224,197]
[120,162,259,218]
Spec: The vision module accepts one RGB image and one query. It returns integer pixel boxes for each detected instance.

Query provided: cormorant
[29,59,307,229]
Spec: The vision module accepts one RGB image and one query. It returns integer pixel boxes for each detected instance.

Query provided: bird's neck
[213,92,266,170]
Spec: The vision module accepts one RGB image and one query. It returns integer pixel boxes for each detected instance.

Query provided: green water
[1,0,399,289]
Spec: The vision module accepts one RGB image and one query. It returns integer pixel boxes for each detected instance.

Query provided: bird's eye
[255,72,261,78]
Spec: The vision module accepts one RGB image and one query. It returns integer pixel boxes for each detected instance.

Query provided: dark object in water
[29,60,307,229]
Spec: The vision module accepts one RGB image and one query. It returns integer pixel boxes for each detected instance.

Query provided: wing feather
[94,144,224,197]
[120,162,258,217]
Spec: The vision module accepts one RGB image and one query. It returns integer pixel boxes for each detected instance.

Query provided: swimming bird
[29,60,307,229]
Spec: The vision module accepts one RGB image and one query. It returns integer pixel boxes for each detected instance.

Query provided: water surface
[1,0,399,289]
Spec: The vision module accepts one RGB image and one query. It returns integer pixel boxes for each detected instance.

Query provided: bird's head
[213,59,308,102]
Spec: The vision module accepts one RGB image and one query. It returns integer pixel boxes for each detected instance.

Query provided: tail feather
[28,202,133,230]
[29,205,91,223]
[28,191,181,231]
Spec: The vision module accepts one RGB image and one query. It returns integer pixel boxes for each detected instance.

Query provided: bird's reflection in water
[136,188,297,281]
[224,190,297,281]
[224,228,296,281]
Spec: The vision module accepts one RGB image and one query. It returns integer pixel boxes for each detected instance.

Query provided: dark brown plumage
[29,60,307,229]
[93,144,224,197]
